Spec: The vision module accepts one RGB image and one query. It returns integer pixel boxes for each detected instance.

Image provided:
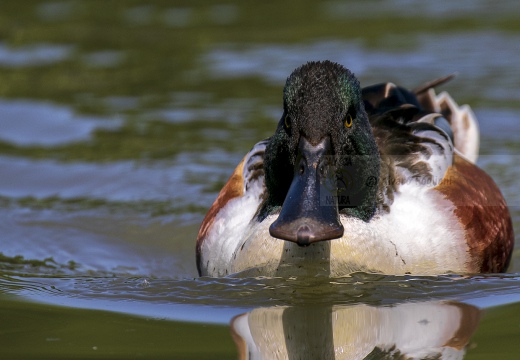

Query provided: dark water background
[1,1,520,358]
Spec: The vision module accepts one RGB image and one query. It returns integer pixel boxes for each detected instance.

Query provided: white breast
[330,182,470,275]
[207,182,470,277]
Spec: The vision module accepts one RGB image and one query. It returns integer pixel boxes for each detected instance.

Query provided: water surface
[1,1,519,358]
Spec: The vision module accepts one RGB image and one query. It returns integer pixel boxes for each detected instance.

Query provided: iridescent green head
[262,61,380,244]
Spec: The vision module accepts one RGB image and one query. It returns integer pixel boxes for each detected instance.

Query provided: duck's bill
[269,136,344,246]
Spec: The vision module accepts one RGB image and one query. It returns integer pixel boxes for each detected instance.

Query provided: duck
[196,61,514,277]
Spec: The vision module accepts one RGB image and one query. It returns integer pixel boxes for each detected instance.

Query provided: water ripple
[3,272,520,310]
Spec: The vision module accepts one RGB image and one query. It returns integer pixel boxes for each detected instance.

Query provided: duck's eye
[344,114,353,128]
[284,115,291,129]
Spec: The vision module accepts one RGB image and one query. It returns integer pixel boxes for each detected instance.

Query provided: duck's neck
[335,116,380,222]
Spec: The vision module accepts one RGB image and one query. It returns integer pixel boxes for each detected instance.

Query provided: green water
[1,0,520,358]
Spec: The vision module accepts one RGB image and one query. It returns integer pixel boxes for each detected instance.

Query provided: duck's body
[196,61,514,277]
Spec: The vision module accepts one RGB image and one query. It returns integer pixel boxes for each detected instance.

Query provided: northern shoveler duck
[196,61,514,277]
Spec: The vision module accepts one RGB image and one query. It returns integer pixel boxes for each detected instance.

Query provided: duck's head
[263,61,380,246]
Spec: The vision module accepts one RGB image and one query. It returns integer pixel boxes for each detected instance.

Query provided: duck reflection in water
[231,301,479,360]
